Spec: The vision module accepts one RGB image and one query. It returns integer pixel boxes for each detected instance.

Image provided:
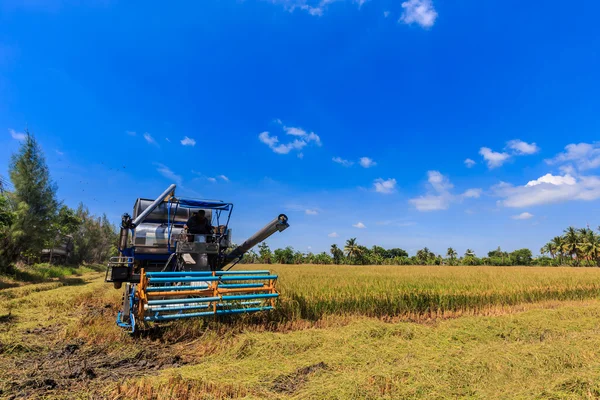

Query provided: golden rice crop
[243,265,600,320]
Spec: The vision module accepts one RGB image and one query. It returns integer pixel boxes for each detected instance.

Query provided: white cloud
[526,173,576,187]
[359,157,376,168]
[276,0,367,16]
[410,171,454,211]
[464,158,476,168]
[56,150,64,156]
[427,170,453,192]
[165,138,171,142]
[383,10,390,18]
[218,175,230,182]
[143,132,157,145]
[512,212,534,220]
[373,178,397,194]
[297,152,304,159]
[207,177,217,183]
[181,136,196,146]
[547,142,600,171]
[353,222,366,229]
[284,126,307,137]
[155,163,182,186]
[400,0,437,28]
[259,131,278,147]
[259,123,320,156]
[305,209,318,215]
[493,173,600,208]
[462,188,482,198]
[410,194,451,211]
[328,232,339,238]
[410,171,479,211]
[333,157,354,167]
[479,147,510,169]
[9,129,26,141]
[507,139,539,155]
[126,130,136,136]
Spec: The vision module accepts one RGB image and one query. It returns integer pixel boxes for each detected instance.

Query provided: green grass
[4,264,600,399]
[0,262,105,287]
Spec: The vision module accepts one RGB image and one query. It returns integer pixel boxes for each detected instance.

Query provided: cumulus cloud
[427,171,453,192]
[410,171,480,211]
[207,177,217,183]
[353,222,366,229]
[526,173,576,187]
[479,147,510,169]
[383,10,390,17]
[155,163,182,186]
[512,212,534,220]
[373,178,397,194]
[493,173,600,208]
[218,175,230,182]
[143,132,157,145]
[400,0,437,28]
[547,142,600,171]
[464,158,476,168]
[275,0,369,17]
[259,123,320,156]
[462,188,482,198]
[181,136,196,146]
[477,140,540,169]
[9,129,26,141]
[305,209,318,215]
[507,140,539,155]
[359,157,376,168]
[328,232,339,238]
[332,157,354,167]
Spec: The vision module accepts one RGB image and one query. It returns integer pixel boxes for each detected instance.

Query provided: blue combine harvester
[105,184,289,332]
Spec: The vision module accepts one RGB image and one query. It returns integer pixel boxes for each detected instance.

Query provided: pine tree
[8,130,58,259]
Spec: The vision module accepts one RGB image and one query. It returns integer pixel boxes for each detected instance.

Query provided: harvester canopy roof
[177,199,231,211]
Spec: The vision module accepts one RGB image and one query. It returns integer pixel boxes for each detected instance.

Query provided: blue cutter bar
[147,293,279,306]
[144,306,274,321]
[147,275,277,283]
[145,270,272,276]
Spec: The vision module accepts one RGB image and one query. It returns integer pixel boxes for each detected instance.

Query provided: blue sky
[1,0,600,256]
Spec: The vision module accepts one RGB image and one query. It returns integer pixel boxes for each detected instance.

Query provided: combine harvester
[105,184,289,332]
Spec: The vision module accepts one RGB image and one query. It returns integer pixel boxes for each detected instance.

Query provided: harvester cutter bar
[136,269,279,325]
[145,306,274,321]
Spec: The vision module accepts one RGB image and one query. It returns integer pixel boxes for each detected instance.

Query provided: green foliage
[257,242,272,264]
[9,131,58,257]
[70,204,118,264]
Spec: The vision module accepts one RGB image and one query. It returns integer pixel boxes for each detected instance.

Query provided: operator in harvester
[184,210,212,238]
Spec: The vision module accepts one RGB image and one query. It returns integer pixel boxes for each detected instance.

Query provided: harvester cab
[105,184,289,332]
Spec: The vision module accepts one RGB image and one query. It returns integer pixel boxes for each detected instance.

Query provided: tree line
[0,131,118,273]
[241,230,600,267]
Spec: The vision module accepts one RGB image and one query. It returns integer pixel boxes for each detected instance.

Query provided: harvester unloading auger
[105,184,289,332]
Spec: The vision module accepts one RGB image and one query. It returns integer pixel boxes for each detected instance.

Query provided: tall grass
[247,265,600,320]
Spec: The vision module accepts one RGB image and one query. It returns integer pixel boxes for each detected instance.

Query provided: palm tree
[551,236,564,264]
[446,247,457,265]
[344,238,361,261]
[330,244,344,264]
[562,227,581,265]
[577,228,600,266]
[465,249,475,257]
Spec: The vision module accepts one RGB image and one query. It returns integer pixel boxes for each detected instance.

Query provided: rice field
[4,264,600,398]
[262,264,600,321]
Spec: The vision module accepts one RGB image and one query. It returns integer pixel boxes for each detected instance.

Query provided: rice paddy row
[256,265,600,321]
